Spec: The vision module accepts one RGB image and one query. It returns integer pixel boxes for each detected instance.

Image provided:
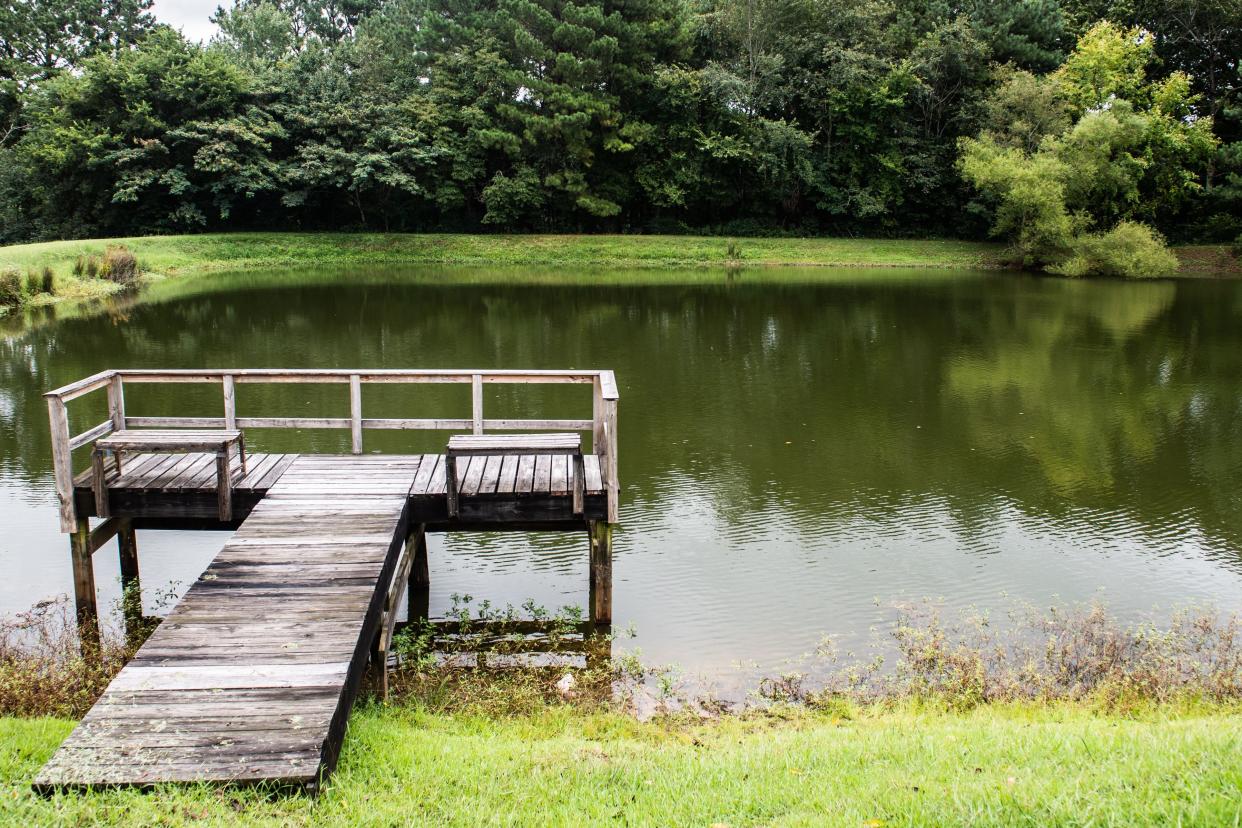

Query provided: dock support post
[117,519,143,645]
[409,526,429,623]
[588,521,612,626]
[70,517,100,652]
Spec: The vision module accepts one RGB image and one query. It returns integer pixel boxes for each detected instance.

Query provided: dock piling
[69,517,100,651]
[589,521,613,626]
[116,518,142,643]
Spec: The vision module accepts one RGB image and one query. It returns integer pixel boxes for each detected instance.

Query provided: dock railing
[46,369,620,531]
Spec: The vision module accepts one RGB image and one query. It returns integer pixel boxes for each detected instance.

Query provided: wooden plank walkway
[35,455,421,793]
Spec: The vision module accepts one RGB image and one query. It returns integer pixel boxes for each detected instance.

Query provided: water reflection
[2,267,1241,680]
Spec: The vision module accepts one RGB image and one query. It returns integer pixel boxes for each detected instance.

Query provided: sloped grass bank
[0,233,1008,280]
[3,703,1240,826]
[3,233,1236,315]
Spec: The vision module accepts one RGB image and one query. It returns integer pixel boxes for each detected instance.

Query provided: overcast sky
[152,0,220,42]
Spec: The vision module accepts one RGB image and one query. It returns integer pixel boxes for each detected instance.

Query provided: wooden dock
[35,369,619,793]
[36,455,419,791]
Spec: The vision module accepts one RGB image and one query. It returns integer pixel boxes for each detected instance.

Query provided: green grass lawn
[3,704,1240,826]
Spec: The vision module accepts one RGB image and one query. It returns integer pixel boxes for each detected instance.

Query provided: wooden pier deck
[35,455,420,792]
[36,368,619,794]
[74,452,609,528]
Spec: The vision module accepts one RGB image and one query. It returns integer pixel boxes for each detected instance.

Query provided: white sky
[152,0,221,43]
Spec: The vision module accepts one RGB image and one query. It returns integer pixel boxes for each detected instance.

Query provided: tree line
[0,0,1238,264]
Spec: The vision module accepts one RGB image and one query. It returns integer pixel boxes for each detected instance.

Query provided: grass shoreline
[4,702,1241,825]
[4,597,1241,823]
[2,232,1237,313]
[0,232,1011,277]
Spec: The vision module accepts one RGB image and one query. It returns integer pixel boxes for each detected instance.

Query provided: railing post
[46,394,77,533]
[592,376,605,455]
[603,398,618,523]
[222,374,236,430]
[107,374,126,431]
[349,374,362,454]
[471,374,483,435]
[593,373,619,523]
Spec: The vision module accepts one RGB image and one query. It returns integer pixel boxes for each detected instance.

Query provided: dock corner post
[117,518,142,645]
[107,373,126,431]
[46,394,77,533]
[588,520,613,627]
[70,517,100,653]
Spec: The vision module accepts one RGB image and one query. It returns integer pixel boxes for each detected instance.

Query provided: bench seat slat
[447,433,580,453]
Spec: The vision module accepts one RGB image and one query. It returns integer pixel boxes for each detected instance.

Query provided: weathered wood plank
[516,454,536,494]
[534,454,552,493]
[550,454,568,495]
[460,455,486,496]
[497,455,520,495]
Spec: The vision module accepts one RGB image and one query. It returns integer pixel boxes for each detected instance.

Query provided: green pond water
[2,266,1241,684]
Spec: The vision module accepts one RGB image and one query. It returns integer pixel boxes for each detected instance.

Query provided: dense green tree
[0,0,155,84]
[0,0,156,144]
[965,0,1066,70]
[0,0,1233,245]
[7,30,281,235]
[213,0,381,46]
[959,21,1217,273]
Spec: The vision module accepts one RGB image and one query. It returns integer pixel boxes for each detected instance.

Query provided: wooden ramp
[34,455,421,793]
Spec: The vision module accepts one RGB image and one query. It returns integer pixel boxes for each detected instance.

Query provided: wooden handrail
[46,368,621,531]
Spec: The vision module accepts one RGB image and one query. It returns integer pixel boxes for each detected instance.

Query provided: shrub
[85,255,99,278]
[0,598,135,718]
[1049,221,1180,278]
[761,599,1242,712]
[24,269,39,295]
[41,266,54,294]
[0,267,21,307]
[99,246,139,284]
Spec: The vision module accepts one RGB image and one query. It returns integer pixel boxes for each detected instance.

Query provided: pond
[2,266,1241,687]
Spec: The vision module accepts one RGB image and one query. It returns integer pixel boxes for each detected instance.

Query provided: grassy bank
[2,233,1237,312]
[3,703,1240,826]
[0,233,1010,278]
[3,598,1241,824]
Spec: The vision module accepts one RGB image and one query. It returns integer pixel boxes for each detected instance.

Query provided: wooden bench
[93,429,247,521]
[446,433,584,518]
